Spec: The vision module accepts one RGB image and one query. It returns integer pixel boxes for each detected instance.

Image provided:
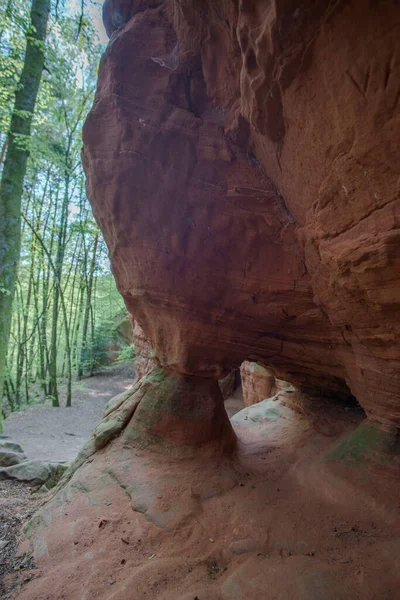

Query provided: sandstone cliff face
[83,0,400,426]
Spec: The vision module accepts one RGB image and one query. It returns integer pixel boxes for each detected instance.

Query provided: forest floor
[0,481,39,599]
[3,362,138,463]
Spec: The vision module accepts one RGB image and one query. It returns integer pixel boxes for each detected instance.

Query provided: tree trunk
[78,233,99,379]
[0,0,50,430]
[49,172,70,406]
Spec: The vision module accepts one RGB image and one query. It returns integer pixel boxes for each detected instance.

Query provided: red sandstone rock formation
[14,4,400,599]
[241,361,276,407]
[133,317,237,397]
[132,318,157,380]
[83,1,400,427]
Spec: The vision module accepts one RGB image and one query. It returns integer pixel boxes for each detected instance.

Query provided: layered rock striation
[83,0,400,428]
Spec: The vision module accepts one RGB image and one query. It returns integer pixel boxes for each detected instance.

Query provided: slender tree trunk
[89,274,98,377]
[72,281,85,372]
[78,233,99,379]
[49,171,70,406]
[12,281,23,407]
[23,216,72,408]
[40,186,58,398]
[0,0,50,430]
[0,136,8,169]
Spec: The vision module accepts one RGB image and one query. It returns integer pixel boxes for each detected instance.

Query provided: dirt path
[3,364,136,463]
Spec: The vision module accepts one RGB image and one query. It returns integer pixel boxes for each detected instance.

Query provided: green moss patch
[327,420,400,463]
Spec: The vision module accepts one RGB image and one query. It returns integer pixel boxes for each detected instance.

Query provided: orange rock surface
[84,0,400,426]
[241,361,276,407]
[132,318,157,380]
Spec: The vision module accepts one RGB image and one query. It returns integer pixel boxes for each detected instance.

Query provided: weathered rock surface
[218,370,236,400]
[133,318,237,398]
[240,361,276,406]
[83,0,400,427]
[124,368,236,453]
[132,318,157,380]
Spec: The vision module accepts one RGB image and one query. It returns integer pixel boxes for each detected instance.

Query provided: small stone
[229,538,261,555]
[0,440,24,454]
[109,579,116,585]
[0,540,10,551]
[0,460,67,488]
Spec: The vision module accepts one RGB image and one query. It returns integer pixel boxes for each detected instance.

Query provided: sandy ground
[3,365,137,463]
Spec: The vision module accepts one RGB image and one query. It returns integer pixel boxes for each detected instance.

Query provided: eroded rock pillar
[240,361,276,407]
[122,367,236,454]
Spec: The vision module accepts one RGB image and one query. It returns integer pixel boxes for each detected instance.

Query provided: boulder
[0,439,24,454]
[12,3,400,598]
[0,460,68,489]
[0,449,27,467]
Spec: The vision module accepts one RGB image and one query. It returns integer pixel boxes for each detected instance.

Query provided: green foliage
[0,0,29,135]
[80,318,133,372]
[115,344,135,364]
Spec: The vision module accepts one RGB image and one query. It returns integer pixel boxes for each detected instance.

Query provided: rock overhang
[84,0,400,426]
